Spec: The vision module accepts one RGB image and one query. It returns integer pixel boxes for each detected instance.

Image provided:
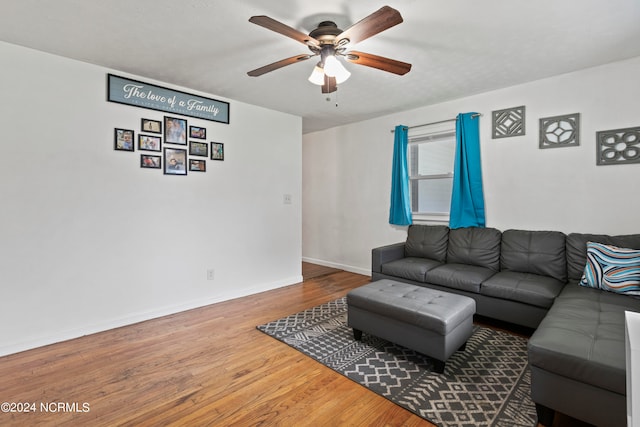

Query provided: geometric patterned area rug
[257,297,537,427]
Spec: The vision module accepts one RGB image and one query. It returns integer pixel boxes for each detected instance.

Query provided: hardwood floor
[0,267,431,426]
[302,261,342,281]
[0,265,593,426]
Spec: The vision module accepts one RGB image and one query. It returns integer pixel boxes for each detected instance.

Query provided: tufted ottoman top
[347,279,476,335]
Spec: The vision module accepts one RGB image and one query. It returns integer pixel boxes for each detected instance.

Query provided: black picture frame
[140,154,161,169]
[189,126,206,139]
[164,116,187,145]
[114,128,134,151]
[138,134,162,152]
[164,147,187,175]
[189,141,208,157]
[189,159,206,172]
[141,118,162,134]
[211,142,224,161]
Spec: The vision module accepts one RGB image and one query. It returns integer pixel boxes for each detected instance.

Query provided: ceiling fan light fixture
[323,55,351,84]
[247,6,410,93]
[308,63,325,85]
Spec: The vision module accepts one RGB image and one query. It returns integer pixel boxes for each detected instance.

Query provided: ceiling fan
[247,6,412,94]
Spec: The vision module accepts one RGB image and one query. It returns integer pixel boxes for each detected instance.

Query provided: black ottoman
[347,279,476,373]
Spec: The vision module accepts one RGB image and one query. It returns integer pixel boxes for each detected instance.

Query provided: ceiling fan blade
[344,51,412,75]
[247,54,314,77]
[249,15,320,47]
[336,6,403,45]
[322,75,337,93]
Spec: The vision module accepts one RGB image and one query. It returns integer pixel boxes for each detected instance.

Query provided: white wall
[303,56,640,275]
[0,41,302,356]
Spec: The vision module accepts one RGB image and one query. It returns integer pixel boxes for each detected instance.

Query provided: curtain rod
[390,113,482,133]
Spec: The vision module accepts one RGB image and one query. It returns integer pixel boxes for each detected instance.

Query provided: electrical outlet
[207,269,215,280]
[283,194,292,204]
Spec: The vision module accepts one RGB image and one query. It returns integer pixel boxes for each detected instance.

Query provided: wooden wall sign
[107,74,229,124]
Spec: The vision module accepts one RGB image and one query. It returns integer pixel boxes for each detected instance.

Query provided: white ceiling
[1,0,639,134]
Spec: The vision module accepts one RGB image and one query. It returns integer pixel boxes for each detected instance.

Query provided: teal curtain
[389,125,412,226]
[450,113,485,228]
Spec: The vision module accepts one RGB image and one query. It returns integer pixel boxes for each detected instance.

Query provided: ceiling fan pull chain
[327,89,339,107]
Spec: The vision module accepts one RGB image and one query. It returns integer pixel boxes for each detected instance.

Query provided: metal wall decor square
[596,126,640,165]
[492,106,526,139]
[539,113,580,149]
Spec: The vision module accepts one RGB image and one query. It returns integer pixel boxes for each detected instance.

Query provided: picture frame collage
[114,116,225,175]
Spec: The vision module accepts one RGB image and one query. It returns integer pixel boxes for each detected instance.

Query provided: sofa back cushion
[501,229,567,282]
[567,233,640,281]
[447,227,501,271]
[405,225,449,262]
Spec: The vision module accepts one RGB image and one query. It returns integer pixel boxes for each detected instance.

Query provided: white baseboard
[0,275,302,357]
[302,257,372,277]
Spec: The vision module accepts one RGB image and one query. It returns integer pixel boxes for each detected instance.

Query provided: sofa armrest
[372,242,406,273]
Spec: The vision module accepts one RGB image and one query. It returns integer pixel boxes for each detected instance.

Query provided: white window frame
[407,123,456,223]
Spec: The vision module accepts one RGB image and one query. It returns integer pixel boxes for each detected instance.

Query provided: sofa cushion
[481,271,565,308]
[566,232,640,281]
[446,227,501,271]
[500,229,567,282]
[426,263,496,293]
[405,224,449,262]
[528,283,640,395]
[579,241,640,296]
[381,257,442,282]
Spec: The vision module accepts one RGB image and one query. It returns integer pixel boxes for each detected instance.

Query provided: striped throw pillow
[579,241,640,296]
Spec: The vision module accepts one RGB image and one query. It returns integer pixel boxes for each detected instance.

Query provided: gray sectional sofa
[371,224,640,427]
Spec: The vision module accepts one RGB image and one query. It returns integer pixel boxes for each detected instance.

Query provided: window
[408,124,456,221]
